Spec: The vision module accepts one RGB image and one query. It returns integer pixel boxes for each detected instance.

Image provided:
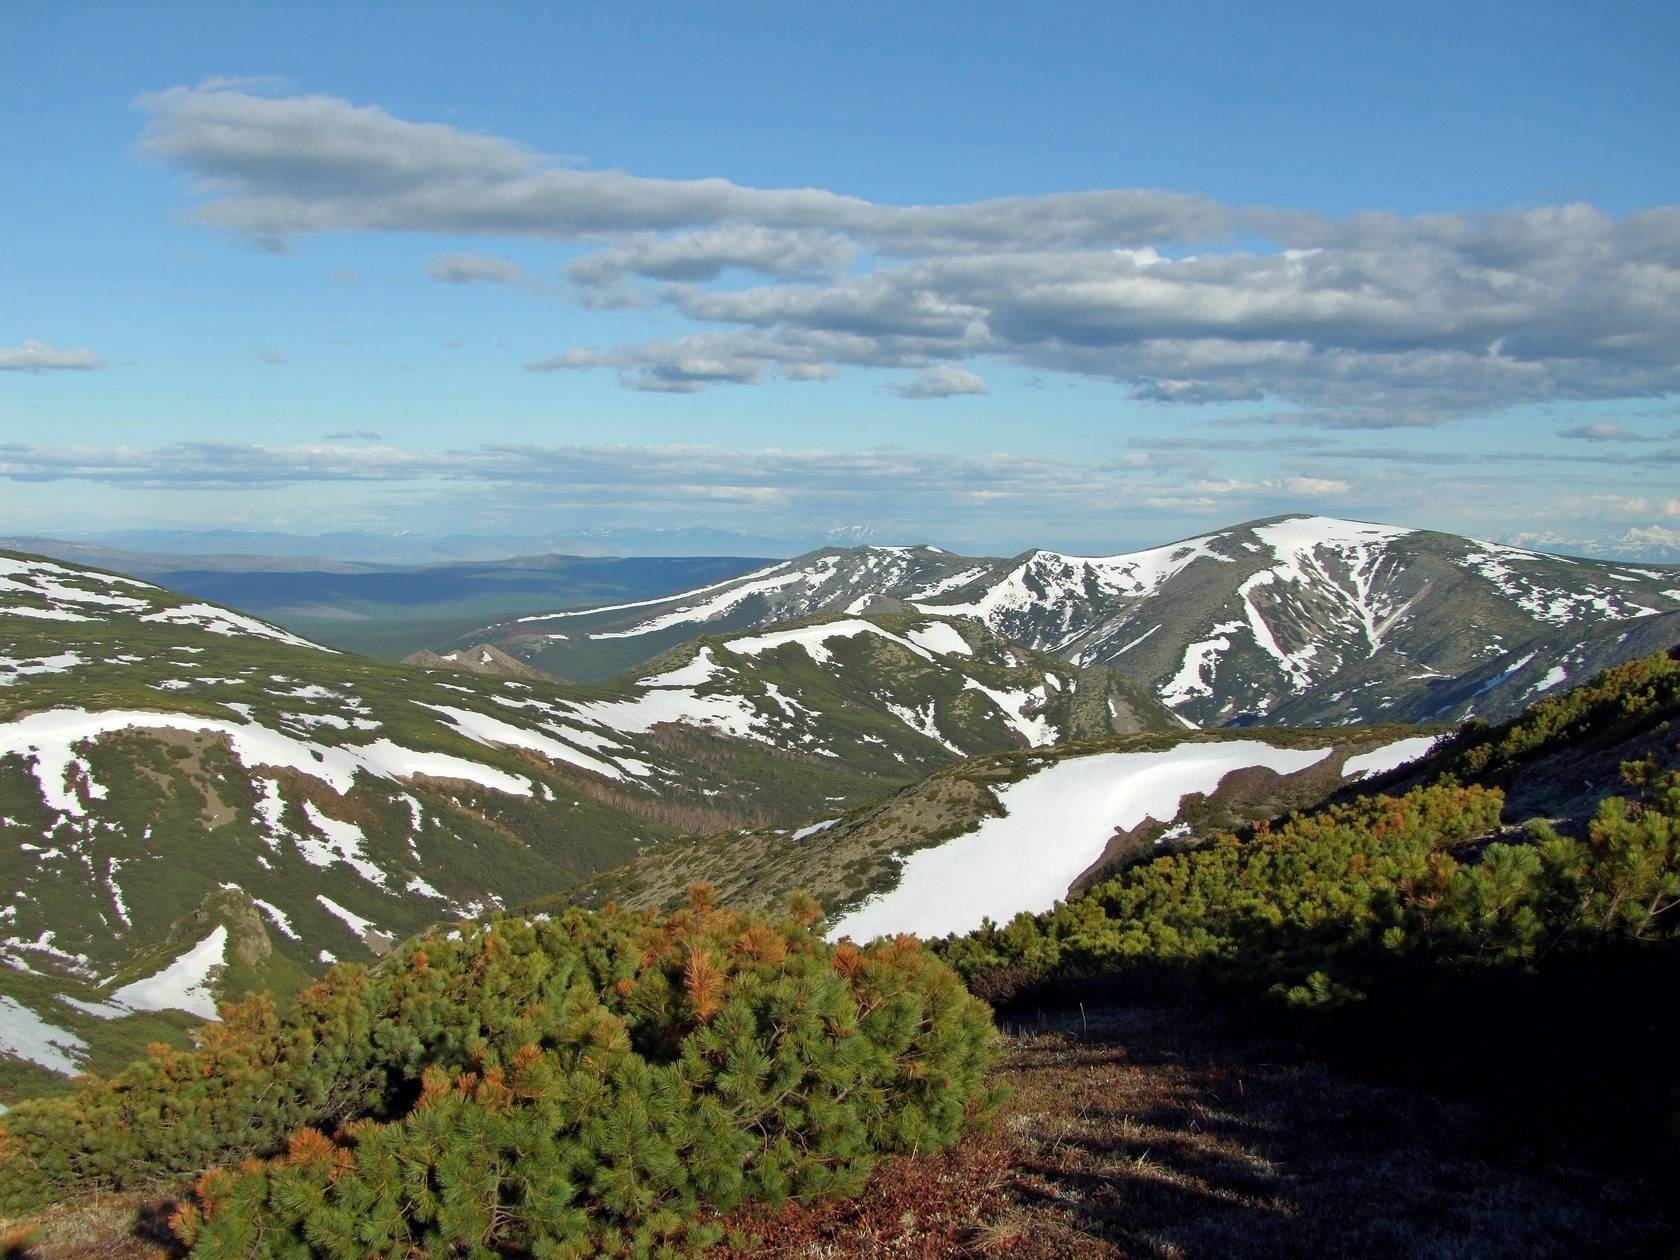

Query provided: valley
[1,514,1677,1256]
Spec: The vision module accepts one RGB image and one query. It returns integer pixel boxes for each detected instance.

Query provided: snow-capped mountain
[921,516,1680,727]
[462,517,1680,728]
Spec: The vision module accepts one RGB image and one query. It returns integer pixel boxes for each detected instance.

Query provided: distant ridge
[449,516,1680,726]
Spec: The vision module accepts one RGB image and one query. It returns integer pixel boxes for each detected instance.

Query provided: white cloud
[888,365,989,399]
[0,340,104,372]
[136,82,1680,426]
[427,252,522,284]
[254,348,287,365]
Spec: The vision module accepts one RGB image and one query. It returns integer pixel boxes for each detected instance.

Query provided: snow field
[828,742,1333,942]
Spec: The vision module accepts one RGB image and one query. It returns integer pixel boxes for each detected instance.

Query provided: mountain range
[451,515,1680,726]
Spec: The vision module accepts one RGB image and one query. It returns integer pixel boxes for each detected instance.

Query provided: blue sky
[3,0,1678,557]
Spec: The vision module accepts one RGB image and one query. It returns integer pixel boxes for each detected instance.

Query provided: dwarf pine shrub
[941,767,1680,1006]
[0,889,1002,1257]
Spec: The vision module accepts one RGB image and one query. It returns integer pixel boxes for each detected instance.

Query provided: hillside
[560,724,1440,933]
[935,644,1680,1010]
[455,516,1680,726]
[0,551,1177,1102]
[8,648,1676,1258]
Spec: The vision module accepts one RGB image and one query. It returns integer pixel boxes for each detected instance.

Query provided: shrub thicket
[941,766,1680,1007]
[1442,646,1680,784]
[0,890,1002,1257]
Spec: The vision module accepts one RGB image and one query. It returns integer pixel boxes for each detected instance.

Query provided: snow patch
[0,709,534,810]
[1160,622,1245,708]
[110,926,228,1020]
[138,603,333,651]
[0,995,88,1075]
[589,564,809,639]
[905,622,973,657]
[252,898,300,940]
[297,802,387,886]
[316,895,388,944]
[726,619,934,666]
[962,679,1055,746]
[828,742,1333,940]
[1341,736,1441,780]
[421,703,628,781]
[638,647,724,689]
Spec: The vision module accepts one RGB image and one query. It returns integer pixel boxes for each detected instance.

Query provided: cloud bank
[135,82,1680,426]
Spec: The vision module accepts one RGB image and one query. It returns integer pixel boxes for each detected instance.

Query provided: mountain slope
[461,517,1680,727]
[590,611,1182,778]
[0,552,1174,1100]
[559,724,1438,935]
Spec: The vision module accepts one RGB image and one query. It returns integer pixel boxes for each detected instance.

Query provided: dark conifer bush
[0,890,1002,1257]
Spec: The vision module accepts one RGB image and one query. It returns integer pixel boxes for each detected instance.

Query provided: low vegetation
[1,893,1002,1257]
[6,611,1678,1256]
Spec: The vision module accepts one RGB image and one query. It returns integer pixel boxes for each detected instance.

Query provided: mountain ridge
[447,515,1680,727]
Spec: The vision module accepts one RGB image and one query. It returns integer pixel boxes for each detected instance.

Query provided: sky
[3,0,1678,558]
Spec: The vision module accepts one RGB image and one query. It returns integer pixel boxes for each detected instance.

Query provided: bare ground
[711,1001,1669,1259]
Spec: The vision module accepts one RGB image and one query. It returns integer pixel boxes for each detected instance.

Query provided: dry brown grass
[0,1189,178,1260]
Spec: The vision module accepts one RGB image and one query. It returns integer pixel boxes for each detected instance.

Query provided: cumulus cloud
[1557,421,1659,442]
[0,340,104,372]
[888,365,989,399]
[137,81,1680,425]
[427,251,522,284]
